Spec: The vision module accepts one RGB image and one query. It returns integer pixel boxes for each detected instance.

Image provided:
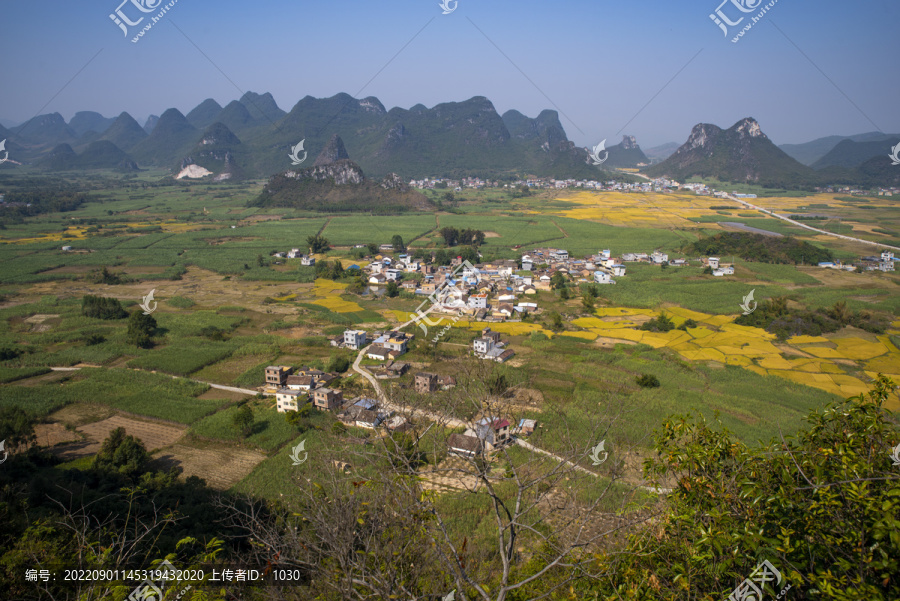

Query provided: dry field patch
[77,415,187,452]
[152,443,267,490]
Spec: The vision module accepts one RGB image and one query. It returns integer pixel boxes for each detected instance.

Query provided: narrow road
[351,312,671,494]
[50,366,260,396]
[726,194,900,252]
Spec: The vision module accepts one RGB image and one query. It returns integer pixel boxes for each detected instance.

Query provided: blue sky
[1,0,898,148]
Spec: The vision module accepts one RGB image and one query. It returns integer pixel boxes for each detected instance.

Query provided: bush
[326,355,350,373]
[641,312,675,332]
[168,296,195,309]
[126,311,157,348]
[677,318,698,331]
[83,333,106,346]
[82,295,127,320]
[636,374,660,388]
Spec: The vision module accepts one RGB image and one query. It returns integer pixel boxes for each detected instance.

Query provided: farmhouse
[447,433,483,458]
[286,374,316,391]
[312,387,343,411]
[275,388,305,413]
[343,329,367,350]
[415,372,438,394]
[265,365,294,387]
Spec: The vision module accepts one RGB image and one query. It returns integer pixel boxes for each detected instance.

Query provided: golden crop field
[310,279,364,313]
[571,306,900,403]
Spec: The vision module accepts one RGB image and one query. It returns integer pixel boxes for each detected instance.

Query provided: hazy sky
[1,0,898,148]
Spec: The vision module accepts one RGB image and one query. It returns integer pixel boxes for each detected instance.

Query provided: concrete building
[343,330,367,350]
[415,372,438,394]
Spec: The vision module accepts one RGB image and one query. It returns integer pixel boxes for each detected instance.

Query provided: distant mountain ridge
[779,132,895,166]
[252,134,431,214]
[644,118,816,186]
[812,136,900,169]
[2,96,897,187]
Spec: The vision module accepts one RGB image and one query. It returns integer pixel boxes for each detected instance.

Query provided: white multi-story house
[650,251,669,264]
[276,388,305,413]
[301,256,315,266]
[610,264,626,276]
[343,330,367,350]
[594,271,615,284]
[468,293,488,309]
[708,257,720,269]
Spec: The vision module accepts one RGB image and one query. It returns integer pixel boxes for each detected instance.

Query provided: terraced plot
[153,443,268,489]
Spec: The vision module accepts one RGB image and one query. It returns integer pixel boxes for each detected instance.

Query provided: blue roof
[353,398,378,409]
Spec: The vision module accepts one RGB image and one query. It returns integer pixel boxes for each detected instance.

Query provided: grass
[0,366,52,383]
[190,402,299,450]
[126,340,235,376]
[0,367,222,422]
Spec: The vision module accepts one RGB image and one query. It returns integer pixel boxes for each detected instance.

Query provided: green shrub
[636,374,660,388]
[81,295,127,320]
[168,296,195,309]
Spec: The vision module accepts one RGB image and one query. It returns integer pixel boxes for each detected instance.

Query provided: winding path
[350,311,671,494]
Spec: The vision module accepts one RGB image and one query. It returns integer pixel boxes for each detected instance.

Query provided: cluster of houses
[265,364,408,430]
[328,328,415,361]
[271,248,316,265]
[264,361,542,452]
[265,365,342,412]
[818,251,896,273]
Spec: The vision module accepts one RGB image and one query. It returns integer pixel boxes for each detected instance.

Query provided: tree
[232,404,254,437]
[326,355,350,373]
[0,406,36,453]
[594,375,900,600]
[635,373,660,388]
[93,427,150,476]
[285,404,313,431]
[367,242,379,255]
[330,260,344,280]
[439,226,459,247]
[458,245,479,264]
[256,254,266,267]
[550,272,567,290]
[391,235,405,251]
[385,281,400,297]
[559,286,570,300]
[640,311,674,332]
[125,311,157,348]
[581,292,595,312]
[81,295,127,320]
[547,311,564,332]
[443,191,455,204]
[306,234,330,253]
